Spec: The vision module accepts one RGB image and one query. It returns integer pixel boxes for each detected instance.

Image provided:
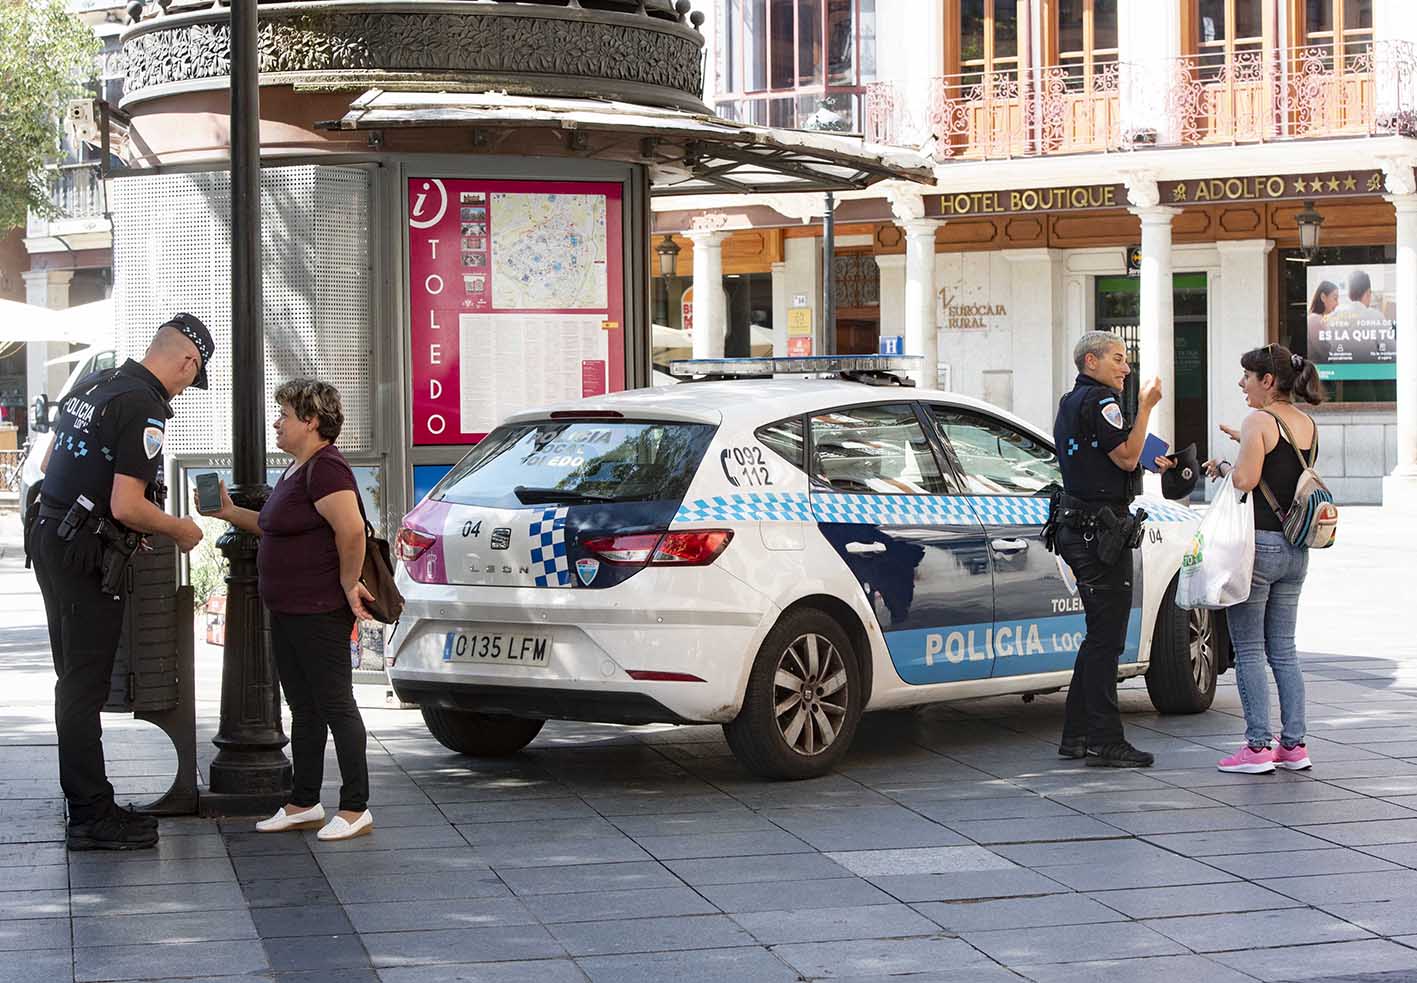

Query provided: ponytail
[1292,356,1326,406]
[1240,343,1327,405]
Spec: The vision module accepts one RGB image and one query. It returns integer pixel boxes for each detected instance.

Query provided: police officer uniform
[1050,373,1153,768]
[28,314,213,849]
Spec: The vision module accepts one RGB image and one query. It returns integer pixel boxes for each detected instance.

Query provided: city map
[491,192,608,310]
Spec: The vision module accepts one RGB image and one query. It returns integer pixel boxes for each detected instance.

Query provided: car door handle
[990,538,1030,554]
[845,541,887,554]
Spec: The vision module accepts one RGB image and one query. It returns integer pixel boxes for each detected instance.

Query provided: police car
[387,356,1226,779]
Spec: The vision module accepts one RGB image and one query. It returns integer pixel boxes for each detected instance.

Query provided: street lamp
[655,234,680,326]
[1296,200,1324,262]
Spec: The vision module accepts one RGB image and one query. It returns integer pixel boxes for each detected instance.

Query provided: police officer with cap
[29,314,211,850]
[1048,331,1172,768]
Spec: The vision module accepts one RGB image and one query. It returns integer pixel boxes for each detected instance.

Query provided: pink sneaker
[1218,745,1276,774]
[1273,743,1312,770]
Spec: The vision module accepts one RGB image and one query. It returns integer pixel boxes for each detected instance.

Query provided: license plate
[443,631,549,666]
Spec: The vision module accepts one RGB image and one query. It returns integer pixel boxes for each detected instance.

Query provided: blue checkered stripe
[1135,498,1196,524]
[527,506,570,587]
[675,492,1195,526]
[811,495,981,526]
[675,492,814,524]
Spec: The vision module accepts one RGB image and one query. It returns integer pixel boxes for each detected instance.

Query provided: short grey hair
[274,378,344,442]
[1073,331,1125,372]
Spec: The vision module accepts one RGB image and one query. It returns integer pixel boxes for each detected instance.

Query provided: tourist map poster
[407,177,625,445]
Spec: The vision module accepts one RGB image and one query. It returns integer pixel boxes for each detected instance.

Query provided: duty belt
[1055,493,1129,529]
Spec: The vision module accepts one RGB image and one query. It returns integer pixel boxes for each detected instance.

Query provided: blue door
[808,403,994,684]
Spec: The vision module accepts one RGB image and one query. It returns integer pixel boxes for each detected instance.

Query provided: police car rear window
[431,420,716,508]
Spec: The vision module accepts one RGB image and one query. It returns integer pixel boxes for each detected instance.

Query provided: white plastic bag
[1177,474,1255,610]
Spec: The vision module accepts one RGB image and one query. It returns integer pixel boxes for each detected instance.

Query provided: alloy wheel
[1188,607,1215,688]
[772,633,849,756]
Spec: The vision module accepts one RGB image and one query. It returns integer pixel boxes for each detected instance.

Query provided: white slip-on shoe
[255,804,325,833]
[317,810,373,842]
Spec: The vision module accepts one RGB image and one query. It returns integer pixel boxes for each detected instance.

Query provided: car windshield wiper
[513,486,616,505]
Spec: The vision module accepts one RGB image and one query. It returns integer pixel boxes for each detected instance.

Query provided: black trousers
[1057,526,1134,747]
[31,518,125,825]
[270,608,368,813]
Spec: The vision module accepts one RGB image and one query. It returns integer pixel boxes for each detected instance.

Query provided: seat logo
[490,527,512,550]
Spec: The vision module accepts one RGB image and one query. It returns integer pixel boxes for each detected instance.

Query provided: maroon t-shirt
[257,444,360,615]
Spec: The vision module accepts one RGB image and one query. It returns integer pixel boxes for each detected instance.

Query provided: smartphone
[195,472,222,513]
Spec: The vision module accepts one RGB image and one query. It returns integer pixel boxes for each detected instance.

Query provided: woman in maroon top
[197,380,375,841]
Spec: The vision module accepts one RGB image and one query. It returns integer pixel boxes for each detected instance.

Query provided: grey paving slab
[69,881,247,917]
[1087,881,1304,918]
[67,856,236,889]
[1239,799,1417,826]
[1094,806,1280,835]
[695,877,896,913]
[823,845,1015,877]
[771,936,995,979]
[313,824,469,852]
[909,795,1081,823]
[1046,787,1221,814]
[730,903,941,945]
[1300,819,1417,847]
[605,809,773,839]
[377,960,590,983]
[630,829,814,860]
[456,816,625,845]
[437,797,601,824]
[991,839,1175,868]
[961,922,1187,964]
[548,913,753,956]
[475,837,653,870]
[1202,847,1401,879]
[237,876,339,909]
[760,806,969,851]
[344,897,539,934]
[1200,781,1360,806]
[1355,841,1417,867]
[0,844,64,868]
[1144,907,1373,952]
[362,925,566,968]
[1013,953,1262,983]
[71,908,259,947]
[1033,855,1238,892]
[230,851,323,882]
[806,971,1029,983]
[249,904,354,938]
[913,894,1126,933]
[496,860,683,897]
[262,934,372,972]
[0,865,66,891]
[522,886,717,925]
[1141,826,1332,857]
[869,868,1070,903]
[0,917,69,952]
[313,846,489,878]
[0,947,73,983]
[326,871,510,904]
[72,939,268,982]
[1259,870,1417,904]
[66,833,228,863]
[575,945,798,983]
[665,852,850,886]
[1323,901,1417,936]
[1209,939,1417,981]
[947,816,1129,844]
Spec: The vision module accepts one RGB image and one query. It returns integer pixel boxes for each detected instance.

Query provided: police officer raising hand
[1047,331,1158,769]
[28,314,215,852]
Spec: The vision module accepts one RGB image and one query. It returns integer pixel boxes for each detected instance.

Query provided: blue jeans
[1228,530,1309,749]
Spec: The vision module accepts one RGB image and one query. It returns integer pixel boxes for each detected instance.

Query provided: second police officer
[28,315,212,850]
[1047,331,1172,768]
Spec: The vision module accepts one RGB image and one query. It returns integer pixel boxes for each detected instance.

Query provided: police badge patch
[142,426,165,459]
[1101,402,1125,430]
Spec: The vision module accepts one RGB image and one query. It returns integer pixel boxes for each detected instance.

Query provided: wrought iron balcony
[866,42,1417,160]
[26,162,108,237]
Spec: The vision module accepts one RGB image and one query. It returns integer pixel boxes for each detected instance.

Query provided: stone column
[887,185,944,386]
[1385,180,1417,509]
[23,269,74,403]
[686,215,729,360]
[1001,248,1064,431]
[1126,174,1179,449]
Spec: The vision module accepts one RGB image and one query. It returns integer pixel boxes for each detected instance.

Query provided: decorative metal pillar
[205,0,291,814]
[822,192,836,356]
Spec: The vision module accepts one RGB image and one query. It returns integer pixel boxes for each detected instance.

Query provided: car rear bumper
[391,676,695,725]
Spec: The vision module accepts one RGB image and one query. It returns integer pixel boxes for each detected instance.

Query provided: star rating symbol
[1292,179,1308,195]
[1309,177,1325,193]
[1343,174,1357,191]
[1327,176,1340,192]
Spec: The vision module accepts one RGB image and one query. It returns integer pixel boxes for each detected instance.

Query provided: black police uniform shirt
[1055,372,1131,503]
[41,359,172,514]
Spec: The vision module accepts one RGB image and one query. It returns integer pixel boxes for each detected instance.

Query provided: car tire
[724,608,864,780]
[419,707,545,757]
[1145,576,1220,714]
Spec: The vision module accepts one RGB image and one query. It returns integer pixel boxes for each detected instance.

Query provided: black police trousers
[1057,525,1134,747]
[30,518,124,825]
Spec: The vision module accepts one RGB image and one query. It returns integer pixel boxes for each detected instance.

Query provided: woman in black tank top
[1203,344,1325,776]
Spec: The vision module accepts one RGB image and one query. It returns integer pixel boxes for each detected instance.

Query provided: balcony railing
[25,162,107,236]
[866,42,1417,160]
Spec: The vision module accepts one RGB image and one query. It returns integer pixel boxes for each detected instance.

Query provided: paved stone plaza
[1,508,1415,983]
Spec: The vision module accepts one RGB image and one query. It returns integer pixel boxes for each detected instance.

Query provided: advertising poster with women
[1306,265,1397,381]
[407,177,625,445]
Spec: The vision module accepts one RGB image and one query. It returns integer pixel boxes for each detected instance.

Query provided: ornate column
[1126,173,1180,454]
[1384,159,1417,510]
[887,185,944,387]
[687,214,728,361]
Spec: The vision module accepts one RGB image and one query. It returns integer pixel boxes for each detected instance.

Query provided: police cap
[1161,443,1199,501]
[161,313,215,390]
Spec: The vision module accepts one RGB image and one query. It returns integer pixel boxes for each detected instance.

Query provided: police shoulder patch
[142,426,165,459]
[1100,402,1125,430]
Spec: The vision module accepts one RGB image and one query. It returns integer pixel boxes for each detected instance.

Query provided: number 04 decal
[720,447,772,488]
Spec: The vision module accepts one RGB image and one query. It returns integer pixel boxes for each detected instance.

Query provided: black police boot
[1058,736,1088,759]
[1086,741,1155,768]
[67,813,160,852]
[116,803,160,830]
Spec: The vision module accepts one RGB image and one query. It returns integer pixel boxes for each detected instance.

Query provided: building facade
[656,0,1417,506]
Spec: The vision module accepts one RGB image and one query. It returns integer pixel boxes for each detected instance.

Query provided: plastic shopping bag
[1176,474,1255,610]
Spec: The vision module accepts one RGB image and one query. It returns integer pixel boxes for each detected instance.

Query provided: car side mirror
[31,395,50,433]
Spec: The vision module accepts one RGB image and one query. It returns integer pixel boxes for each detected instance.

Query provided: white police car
[388,356,1225,779]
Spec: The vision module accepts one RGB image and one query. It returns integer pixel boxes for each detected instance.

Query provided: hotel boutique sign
[922,171,1384,219]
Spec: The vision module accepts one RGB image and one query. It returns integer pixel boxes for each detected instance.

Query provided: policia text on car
[1044,330,1190,769]
[25,315,213,851]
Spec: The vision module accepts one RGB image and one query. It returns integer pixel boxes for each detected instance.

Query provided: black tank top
[1254,416,1314,533]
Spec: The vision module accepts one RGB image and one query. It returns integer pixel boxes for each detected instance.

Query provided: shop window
[1281,244,1395,404]
[716,0,875,130]
[1057,0,1118,88]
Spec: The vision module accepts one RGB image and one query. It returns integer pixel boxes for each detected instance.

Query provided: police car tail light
[395,526,437,563]
[581,530,733,567]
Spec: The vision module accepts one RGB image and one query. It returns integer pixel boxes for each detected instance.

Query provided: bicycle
[0,438,33,492]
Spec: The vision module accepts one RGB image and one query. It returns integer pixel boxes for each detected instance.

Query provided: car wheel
[419,706,545,757]
[1145,576,1219,714]
[724,608,864,780]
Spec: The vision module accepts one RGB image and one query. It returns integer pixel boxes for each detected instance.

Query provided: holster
[95,518,142,596]
[22,492,41,569]
[1095,507,1148,566]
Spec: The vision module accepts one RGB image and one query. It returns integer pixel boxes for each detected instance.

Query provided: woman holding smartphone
[196,379,375,840]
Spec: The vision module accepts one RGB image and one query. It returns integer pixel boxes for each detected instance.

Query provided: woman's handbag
[1258,409,1338,550]
[307,466,405,624]
[1177,474,1255,610]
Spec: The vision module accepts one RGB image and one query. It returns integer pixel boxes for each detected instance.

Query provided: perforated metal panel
[110,165,373,455]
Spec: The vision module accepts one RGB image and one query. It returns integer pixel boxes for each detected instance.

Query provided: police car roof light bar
[668,355,922,381]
